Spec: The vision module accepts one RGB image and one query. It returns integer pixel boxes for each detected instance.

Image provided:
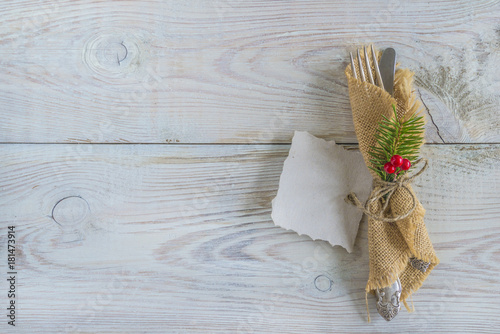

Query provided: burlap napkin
[345,49,439,311]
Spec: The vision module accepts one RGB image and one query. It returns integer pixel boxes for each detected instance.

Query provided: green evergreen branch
[369,104,425,182]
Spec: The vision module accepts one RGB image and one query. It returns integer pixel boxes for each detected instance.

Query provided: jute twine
[345,46,439,321]
[345,158,428,223]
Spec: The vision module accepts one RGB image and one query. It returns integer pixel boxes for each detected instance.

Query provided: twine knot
[345,158,428,223]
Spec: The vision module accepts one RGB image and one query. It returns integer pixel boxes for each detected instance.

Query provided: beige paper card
[272,131,372,253]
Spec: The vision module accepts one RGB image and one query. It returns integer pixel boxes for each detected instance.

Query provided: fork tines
[350,45,385,91]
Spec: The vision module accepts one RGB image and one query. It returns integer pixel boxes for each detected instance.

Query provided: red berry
[401,159,411,171]
[384,162,396,174]
[390,155,403,167]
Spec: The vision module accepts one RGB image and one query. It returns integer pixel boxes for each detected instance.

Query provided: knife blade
[379,48,396,96]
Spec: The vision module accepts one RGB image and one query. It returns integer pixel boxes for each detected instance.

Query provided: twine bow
[345,158,428,223]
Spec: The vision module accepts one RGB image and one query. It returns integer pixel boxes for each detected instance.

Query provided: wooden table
[1,1,499,333]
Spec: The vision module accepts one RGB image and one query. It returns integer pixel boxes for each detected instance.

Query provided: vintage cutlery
[350,45,403,321]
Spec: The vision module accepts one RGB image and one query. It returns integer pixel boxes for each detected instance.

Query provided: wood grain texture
[0,0,499,143]
[2,1,500,333]
[0,144,499,333]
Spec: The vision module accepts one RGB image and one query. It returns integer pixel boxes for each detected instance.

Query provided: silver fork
[350,45,402,322]
[349,45,384,90]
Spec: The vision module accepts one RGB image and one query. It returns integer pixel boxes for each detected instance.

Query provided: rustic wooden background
[1,1,499,333]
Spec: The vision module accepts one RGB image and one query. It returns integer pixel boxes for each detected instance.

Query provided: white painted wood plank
[1,0,499,143]
[0,143,499,333]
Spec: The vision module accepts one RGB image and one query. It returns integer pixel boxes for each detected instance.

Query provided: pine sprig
[368,104,425,181]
